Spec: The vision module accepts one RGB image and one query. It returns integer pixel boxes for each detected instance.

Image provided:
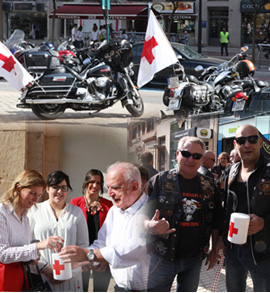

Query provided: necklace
[84,195,102,216]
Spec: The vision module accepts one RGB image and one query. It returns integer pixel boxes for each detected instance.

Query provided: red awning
[49,4,150,20]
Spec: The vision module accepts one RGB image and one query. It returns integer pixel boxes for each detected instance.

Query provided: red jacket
[70,196,113,228]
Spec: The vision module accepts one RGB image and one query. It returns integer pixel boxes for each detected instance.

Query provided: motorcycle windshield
[4,29,25,51]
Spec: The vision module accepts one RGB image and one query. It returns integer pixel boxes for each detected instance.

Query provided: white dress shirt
[28,200,89,292]
[0,203,38,264]
[90,192,150,291]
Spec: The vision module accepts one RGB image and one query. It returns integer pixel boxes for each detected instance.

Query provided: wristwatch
[87,249,95,264]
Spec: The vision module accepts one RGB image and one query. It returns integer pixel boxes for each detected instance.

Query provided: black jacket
[224,155,270,264]
[147,168,222,262]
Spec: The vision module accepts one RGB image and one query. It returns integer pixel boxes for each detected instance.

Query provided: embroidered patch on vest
[162,181,175,193]
[155,241,167,255]
[158,195,166,203]
[258,181,270,195]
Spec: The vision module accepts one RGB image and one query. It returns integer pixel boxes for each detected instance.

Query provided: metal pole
[106,5,109,43]
[198,0,202,53]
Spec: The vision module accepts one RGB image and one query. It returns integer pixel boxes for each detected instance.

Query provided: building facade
[127,114,218,172]
[2,0,270,47]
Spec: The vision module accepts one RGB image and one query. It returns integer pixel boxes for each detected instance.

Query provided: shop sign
[240,0,270,13]
[220,118,254,138]
[145,140,156,148]
[152,2,194,14]
[196,128,212,139]
[13,3,33,11]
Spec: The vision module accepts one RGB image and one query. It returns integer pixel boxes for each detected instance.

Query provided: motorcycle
[17,40,144,120]
[162,63,224,118]
[197,46,250,83]
[193,45,270,115]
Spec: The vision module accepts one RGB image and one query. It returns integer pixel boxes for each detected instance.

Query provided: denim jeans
[226,244,270,292]
[147,253,202,292]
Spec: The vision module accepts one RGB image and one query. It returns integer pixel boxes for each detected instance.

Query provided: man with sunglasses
[146,136,223,292]
[222,124,270,291]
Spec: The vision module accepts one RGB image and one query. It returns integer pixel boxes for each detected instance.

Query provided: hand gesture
[147,209,176,235]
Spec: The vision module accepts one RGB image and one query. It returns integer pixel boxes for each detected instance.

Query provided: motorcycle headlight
[95,77,109,88]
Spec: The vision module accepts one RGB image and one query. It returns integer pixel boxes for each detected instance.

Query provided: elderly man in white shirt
[59,162,150,291]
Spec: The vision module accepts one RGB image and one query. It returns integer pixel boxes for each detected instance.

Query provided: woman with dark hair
[70,169,113,292]
[28,171,89,292]
[0,170,63,292]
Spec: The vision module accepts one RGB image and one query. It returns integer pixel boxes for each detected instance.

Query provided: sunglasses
[235,135,259,145]
[179,150,203,160]
[209,158,216,162]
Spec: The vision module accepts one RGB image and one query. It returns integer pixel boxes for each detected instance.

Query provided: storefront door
[208,9,228,45]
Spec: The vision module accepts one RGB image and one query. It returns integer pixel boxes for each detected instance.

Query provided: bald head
[235,124,260,138]
[229,149,240,164]
[202,150,216,169]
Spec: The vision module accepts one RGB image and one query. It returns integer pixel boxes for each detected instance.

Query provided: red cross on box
[229,221,238,238]
[53,260,65,275]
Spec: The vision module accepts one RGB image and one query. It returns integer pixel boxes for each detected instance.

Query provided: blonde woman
[0,170,63,291]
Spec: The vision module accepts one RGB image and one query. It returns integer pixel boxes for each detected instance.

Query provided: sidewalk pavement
[91,257,254,292]
[190,44,270,72]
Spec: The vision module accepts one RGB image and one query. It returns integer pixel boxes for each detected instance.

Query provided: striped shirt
[0,203,38,264]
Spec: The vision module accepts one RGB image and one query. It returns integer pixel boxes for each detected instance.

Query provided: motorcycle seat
[64,65,87,81]
[255,80,270,87]
[51,67,67,74]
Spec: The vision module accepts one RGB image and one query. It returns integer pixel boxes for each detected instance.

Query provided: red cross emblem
[229,221,238,237]
[53,260,65,275]
[0,53,17,75]
[141,36,158,65]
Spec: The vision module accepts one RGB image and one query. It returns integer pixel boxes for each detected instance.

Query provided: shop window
[146,119,154,132]
[242,13,270,44]
[158,136,166,171]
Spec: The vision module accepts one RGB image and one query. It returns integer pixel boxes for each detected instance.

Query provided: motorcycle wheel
[163,87,170,106]
[125,90,144,117]
[31,104,66,120]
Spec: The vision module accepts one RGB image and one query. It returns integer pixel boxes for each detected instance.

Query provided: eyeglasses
[179,150,203,160]
[235,135,259,145]
[51,185,69,192]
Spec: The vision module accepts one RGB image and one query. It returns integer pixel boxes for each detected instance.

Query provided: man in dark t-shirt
[146,136,222,292]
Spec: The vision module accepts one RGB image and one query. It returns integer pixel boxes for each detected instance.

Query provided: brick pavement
[89,259,254,292]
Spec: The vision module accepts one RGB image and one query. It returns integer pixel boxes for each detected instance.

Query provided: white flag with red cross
[137,9,179,88]
[0,41,33,91]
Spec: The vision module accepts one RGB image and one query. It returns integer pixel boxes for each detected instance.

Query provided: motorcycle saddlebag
[24,49,60,71]
[28,71,76,97]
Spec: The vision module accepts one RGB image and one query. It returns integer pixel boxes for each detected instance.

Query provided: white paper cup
[227,212,250,245]
[52,253,72,280]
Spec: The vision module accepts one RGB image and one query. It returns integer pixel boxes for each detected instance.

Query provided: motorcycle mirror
[177,54,183,60]
[240,46,248,52]
[195,65,204,72]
